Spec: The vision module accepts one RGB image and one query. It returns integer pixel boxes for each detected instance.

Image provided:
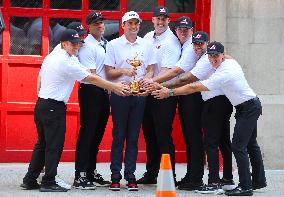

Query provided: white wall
[210,0,284,169]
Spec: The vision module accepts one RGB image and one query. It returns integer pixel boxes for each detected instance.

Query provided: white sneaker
[55,175,71,190]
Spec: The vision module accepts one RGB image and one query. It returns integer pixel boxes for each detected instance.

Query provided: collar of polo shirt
[153,27,172,40]
[121,34,143,45]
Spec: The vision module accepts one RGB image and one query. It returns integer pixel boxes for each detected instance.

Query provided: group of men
[20,6,267,196]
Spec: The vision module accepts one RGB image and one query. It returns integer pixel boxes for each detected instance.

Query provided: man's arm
[152,81,208,99]
[83,73,130,96]
[173,82,208,96]
[37,75,41,94]
[162,72,199,89]
[105,65,136,80]
[152,67,184,83]
[144,64,155,79]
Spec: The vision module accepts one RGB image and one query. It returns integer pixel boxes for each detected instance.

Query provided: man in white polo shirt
[152,41,267,196]
[104,11,155,191]
[73,12,111,190]
[137,6,181,185]
[20,29,130,192]
[141,17,205,189]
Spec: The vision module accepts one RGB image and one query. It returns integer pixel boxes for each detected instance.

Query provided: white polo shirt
[38,49,89,103]
[191,54,224,101]
[79,34,107,82]
[144,28,181,76]
[104,35,156,83]
[176,37,198,73]
[50,43,61,54]
[201,59,256,106]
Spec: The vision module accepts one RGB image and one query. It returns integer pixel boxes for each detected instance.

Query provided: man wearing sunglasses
[150,33,235,192]
[139,16,205,189]
[152,41,267,196]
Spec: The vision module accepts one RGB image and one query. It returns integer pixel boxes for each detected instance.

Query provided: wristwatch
[169,89,174,97]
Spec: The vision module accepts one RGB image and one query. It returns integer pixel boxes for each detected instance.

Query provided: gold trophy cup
[126,54,143,94]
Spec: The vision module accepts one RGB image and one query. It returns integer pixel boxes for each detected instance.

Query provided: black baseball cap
[67,22,87,36]
[175,16,193,29]
[86,12,105,25]
[60,29,82,43]
[153,6,169,17]
[192,31,208,43]
[207,41,224,54]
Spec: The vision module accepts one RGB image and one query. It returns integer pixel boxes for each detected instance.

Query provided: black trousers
[202,95,233,183]
[232,97,266,190]
[75,83,110,176]
[178,93,204,182]
[23,98,66,185]
[142,95,178,178]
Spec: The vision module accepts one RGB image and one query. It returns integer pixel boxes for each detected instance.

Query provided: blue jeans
[110,93,146,181]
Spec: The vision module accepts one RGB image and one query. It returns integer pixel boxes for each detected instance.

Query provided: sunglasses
[193,42,205,46]
[70,42,82,47]
[208,53,221,58]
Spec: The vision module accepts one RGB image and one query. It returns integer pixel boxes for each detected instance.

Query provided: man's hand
[151,86,170,99]
[139,78,153,87]
[142,82,162,92]
[135,89,150,97]
[122,68,137,77]
[112,82,131,96]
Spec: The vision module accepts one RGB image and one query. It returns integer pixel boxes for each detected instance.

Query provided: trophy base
[130,81,140,94]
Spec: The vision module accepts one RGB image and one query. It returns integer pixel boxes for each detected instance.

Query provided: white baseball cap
[122,11,142,23]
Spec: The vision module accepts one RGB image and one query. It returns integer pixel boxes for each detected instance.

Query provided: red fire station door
[0,0,211,162]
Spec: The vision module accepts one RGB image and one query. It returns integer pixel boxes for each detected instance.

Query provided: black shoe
[252,182,267,190]
[220,178,236,191]
[20,182,40,190]
[88,170,111,187]
[109,180,120,191]
[178,181,204,191]
[39,183,68,192]
[73,172,96,190]
[225,186,253,196]
[127,178,139,191]
[196,183,224,194]
[176,173,190,187]
[136,173,157,184]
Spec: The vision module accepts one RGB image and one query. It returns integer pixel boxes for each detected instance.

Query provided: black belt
[80,83,108,92]
[235,97,259,110]
[204,95,226,103]
[38,98,65,106]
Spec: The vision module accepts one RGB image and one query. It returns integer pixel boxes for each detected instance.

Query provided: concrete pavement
[0,163,283,197]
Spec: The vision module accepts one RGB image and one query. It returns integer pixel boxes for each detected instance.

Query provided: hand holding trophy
[126,53,143,94]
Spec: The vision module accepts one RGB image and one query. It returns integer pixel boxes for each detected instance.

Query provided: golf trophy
[126,53,143,94]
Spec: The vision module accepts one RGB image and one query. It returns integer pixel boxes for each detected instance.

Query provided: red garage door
[0,0,211,162]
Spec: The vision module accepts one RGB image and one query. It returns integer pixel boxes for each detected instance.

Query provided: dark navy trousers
[232,97,266,190]
[110,93,145,181]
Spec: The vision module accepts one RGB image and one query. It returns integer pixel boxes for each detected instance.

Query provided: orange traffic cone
[156,154,176,197]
